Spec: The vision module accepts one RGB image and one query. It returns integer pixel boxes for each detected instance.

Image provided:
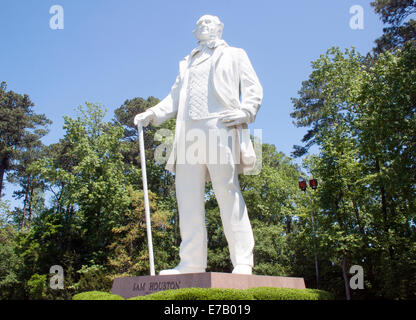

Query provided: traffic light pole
[308,190,319,289]
[298,178,320,289]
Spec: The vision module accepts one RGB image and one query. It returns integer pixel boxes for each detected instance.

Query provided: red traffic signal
[298,180,307,191]
[309,179,318,190]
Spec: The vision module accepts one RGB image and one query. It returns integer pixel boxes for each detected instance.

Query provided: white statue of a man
[134,14,263,275]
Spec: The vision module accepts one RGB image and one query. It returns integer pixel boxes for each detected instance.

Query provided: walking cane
[137,122,156,276]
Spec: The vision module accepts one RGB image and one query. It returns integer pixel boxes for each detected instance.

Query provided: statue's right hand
[134,110,155,127]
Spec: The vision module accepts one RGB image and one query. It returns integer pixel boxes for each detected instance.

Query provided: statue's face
[194,15,221,41]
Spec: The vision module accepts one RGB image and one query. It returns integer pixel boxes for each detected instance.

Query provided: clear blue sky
[1,0,384,205]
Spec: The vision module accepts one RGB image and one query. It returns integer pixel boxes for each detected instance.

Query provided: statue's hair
[194,14,224,39]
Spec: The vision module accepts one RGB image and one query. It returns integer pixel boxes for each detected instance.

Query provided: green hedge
[128,288,255,300]
[72,291,125,300]
[246,287,333,300]
[72,287,333,300]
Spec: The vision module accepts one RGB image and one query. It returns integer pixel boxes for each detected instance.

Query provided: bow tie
[199,39,223,49]
[191,39,226,56]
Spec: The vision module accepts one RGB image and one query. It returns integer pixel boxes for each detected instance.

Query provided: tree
[291,45,416,299]
[290,48,365,157]
[113,97,178,245]
[107,187,174,277]
[0,82,51,198]
[0,201,24,299]
[371,0,416,53]
[31,102,132,266]
[355,45,416,298]
[8,139,47,230]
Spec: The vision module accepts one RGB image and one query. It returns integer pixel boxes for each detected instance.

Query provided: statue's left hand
[219,109,249,127]
[134,110,156,127]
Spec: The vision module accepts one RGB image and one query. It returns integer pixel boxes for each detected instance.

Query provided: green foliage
[252,223,292,276]
[291,44,416,299]
[31,102,132,266]
[0,197,11,222]
[107,187,175,277]
[72,287,334,300]
[0,81,51,197]
[370,0,416,53]
[72,291,124,300]
[0,217,23,299]
[246,287,333,300]
[27,274,47,300]
[129,288,255,300]
[74,264,113,293]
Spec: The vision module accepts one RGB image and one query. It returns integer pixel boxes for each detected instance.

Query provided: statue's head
[193,15,224,41]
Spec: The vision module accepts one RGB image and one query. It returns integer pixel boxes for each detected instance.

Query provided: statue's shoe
[232,265,252,275]
[159,266,205,275]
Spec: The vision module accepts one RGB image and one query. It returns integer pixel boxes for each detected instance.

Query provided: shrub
[27,274,47,300]
[128,288,255,300]
[75,264,113,293]
[306,288,334,300]
[246,287,334,300]
[72,291,124,300]
[73,287,334,300]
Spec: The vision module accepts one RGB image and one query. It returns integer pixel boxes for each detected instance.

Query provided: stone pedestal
[111,272,306,299]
